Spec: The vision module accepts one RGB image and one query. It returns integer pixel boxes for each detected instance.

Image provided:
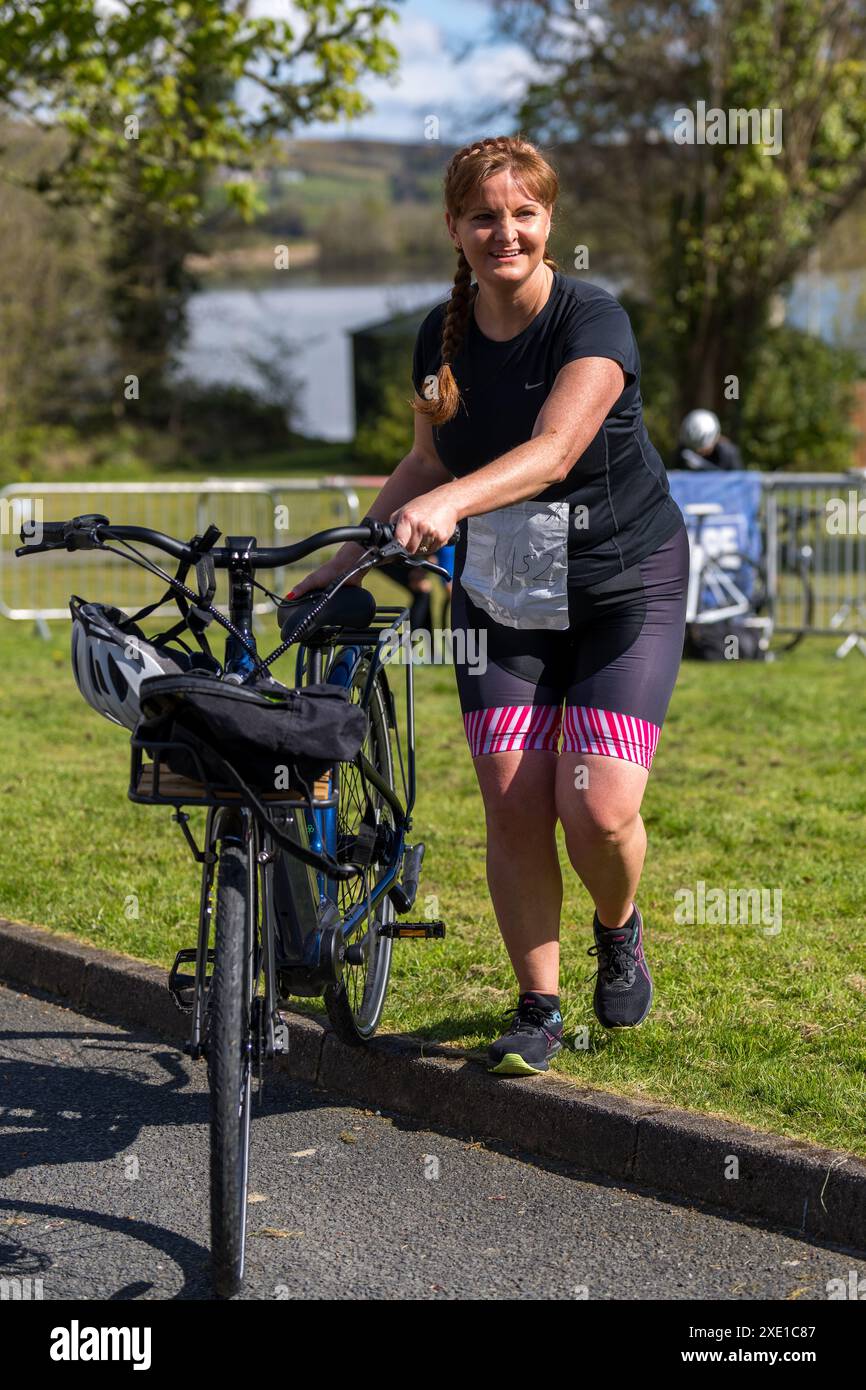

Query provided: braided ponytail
[413,134,560,428]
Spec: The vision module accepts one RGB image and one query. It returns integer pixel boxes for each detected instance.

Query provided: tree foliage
[0,0,400,222]
[497,0,866,458]
[0,1,400,414]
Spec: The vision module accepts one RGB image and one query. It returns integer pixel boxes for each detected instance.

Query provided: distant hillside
[199,137,463,273]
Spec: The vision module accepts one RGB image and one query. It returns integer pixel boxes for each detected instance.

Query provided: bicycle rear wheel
[325,658,396,1045]
[207,811,258,1299]
[771,560,814,653]
[728,553,813,655]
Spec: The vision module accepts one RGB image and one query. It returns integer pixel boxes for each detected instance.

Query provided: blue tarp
[667,470,764,607]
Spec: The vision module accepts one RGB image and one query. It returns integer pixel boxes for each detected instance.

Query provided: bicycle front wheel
[325,658,396,1045]
[207,811,257,1299]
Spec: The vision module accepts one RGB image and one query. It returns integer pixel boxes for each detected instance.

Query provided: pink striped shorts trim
[463,703,561,757]
[561,704,659,769]
[463,703,660,768]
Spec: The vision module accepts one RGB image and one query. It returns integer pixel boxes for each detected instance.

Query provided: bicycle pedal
[379,920,446,939]
[168,947,216,1012]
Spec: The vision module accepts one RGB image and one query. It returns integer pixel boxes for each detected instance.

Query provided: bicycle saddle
[277,586,376,642]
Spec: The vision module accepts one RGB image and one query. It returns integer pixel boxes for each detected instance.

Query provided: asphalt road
[1,980,865,1302]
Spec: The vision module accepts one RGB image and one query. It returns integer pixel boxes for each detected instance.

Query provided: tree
[0,118,112,434]
[496,0,866,438]
[0,0,400,413]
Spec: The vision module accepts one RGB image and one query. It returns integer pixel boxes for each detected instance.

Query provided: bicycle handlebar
[15,513,460,570]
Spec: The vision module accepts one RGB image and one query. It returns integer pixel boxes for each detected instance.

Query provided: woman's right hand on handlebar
[285,546,366,602]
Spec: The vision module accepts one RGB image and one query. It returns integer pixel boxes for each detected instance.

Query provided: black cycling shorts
[449,523,690,771]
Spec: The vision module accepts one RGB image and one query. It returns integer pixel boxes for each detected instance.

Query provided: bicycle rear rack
[128,738,336,808]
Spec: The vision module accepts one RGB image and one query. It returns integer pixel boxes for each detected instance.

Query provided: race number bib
[460,500,571,630]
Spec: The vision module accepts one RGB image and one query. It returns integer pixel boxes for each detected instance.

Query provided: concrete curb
[2,916,865,1251]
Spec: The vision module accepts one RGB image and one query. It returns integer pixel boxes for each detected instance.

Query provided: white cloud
[102,0,541,143]
[247,3,542,142]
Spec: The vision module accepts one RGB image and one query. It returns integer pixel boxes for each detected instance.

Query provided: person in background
[671,409,743,471]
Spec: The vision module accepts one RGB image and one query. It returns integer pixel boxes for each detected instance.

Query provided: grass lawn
[1,523,865,1157]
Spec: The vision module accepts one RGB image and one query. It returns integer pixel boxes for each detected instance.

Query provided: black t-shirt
[412,270,684,586]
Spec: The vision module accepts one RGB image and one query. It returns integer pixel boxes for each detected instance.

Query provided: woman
[289,134,689,1077]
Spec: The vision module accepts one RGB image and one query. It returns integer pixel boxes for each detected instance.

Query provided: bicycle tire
[771,562,814,653]
[324,658,396,1045]
[208,816,256,1299]
[730,553,813,654]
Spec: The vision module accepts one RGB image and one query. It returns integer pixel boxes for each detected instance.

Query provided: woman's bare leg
[554,752,649,928]
[472,749,562,993]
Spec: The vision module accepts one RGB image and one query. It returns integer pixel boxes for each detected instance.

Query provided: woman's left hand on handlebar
[389,492,460,556]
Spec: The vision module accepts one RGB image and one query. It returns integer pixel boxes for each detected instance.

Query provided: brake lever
[64,514,111,549]
[408,558,452,579]
[372,539,452,582]
[14,538,57,557]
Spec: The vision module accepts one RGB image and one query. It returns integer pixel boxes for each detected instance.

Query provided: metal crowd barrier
[760,472,866,657]
[3,473,865,655]
[0,480,360,635]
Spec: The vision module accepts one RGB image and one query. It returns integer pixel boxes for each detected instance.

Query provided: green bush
[617,292,679,459]
[620,294,864,472]
[738,326,864,471]
[0,419,177,487]
[352,377,414,472]
[164,380,291,462]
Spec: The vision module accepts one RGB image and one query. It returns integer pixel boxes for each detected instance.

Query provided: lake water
[176,269,865,442]
[785,268,866,354]
[178,278,452,442]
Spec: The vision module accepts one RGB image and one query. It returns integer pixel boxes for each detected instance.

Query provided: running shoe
[586,902,653,1028]
[487,994,564,1075]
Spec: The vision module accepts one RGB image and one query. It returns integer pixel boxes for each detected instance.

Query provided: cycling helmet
[679,409,721,452]
[69,595,220,730]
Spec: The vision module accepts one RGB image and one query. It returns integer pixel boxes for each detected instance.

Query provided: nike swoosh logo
[525,380,545,390]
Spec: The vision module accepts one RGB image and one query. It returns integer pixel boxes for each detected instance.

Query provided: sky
[246,0,541,144]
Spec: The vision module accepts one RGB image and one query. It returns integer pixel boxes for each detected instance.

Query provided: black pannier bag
[132,674,371,878]
[134,674,368,795]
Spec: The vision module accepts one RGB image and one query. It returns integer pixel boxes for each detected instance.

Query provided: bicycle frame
[293,615,419,919]
[167,626,419,1051]
[154,563,422,1060]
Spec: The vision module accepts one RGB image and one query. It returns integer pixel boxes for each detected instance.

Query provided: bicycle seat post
[685,502,723,548]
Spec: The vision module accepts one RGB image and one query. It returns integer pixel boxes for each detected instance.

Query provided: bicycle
[684,502,775,655]
[769,498,817,653]
[15,511,456,1299]
[684,501,815,657]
